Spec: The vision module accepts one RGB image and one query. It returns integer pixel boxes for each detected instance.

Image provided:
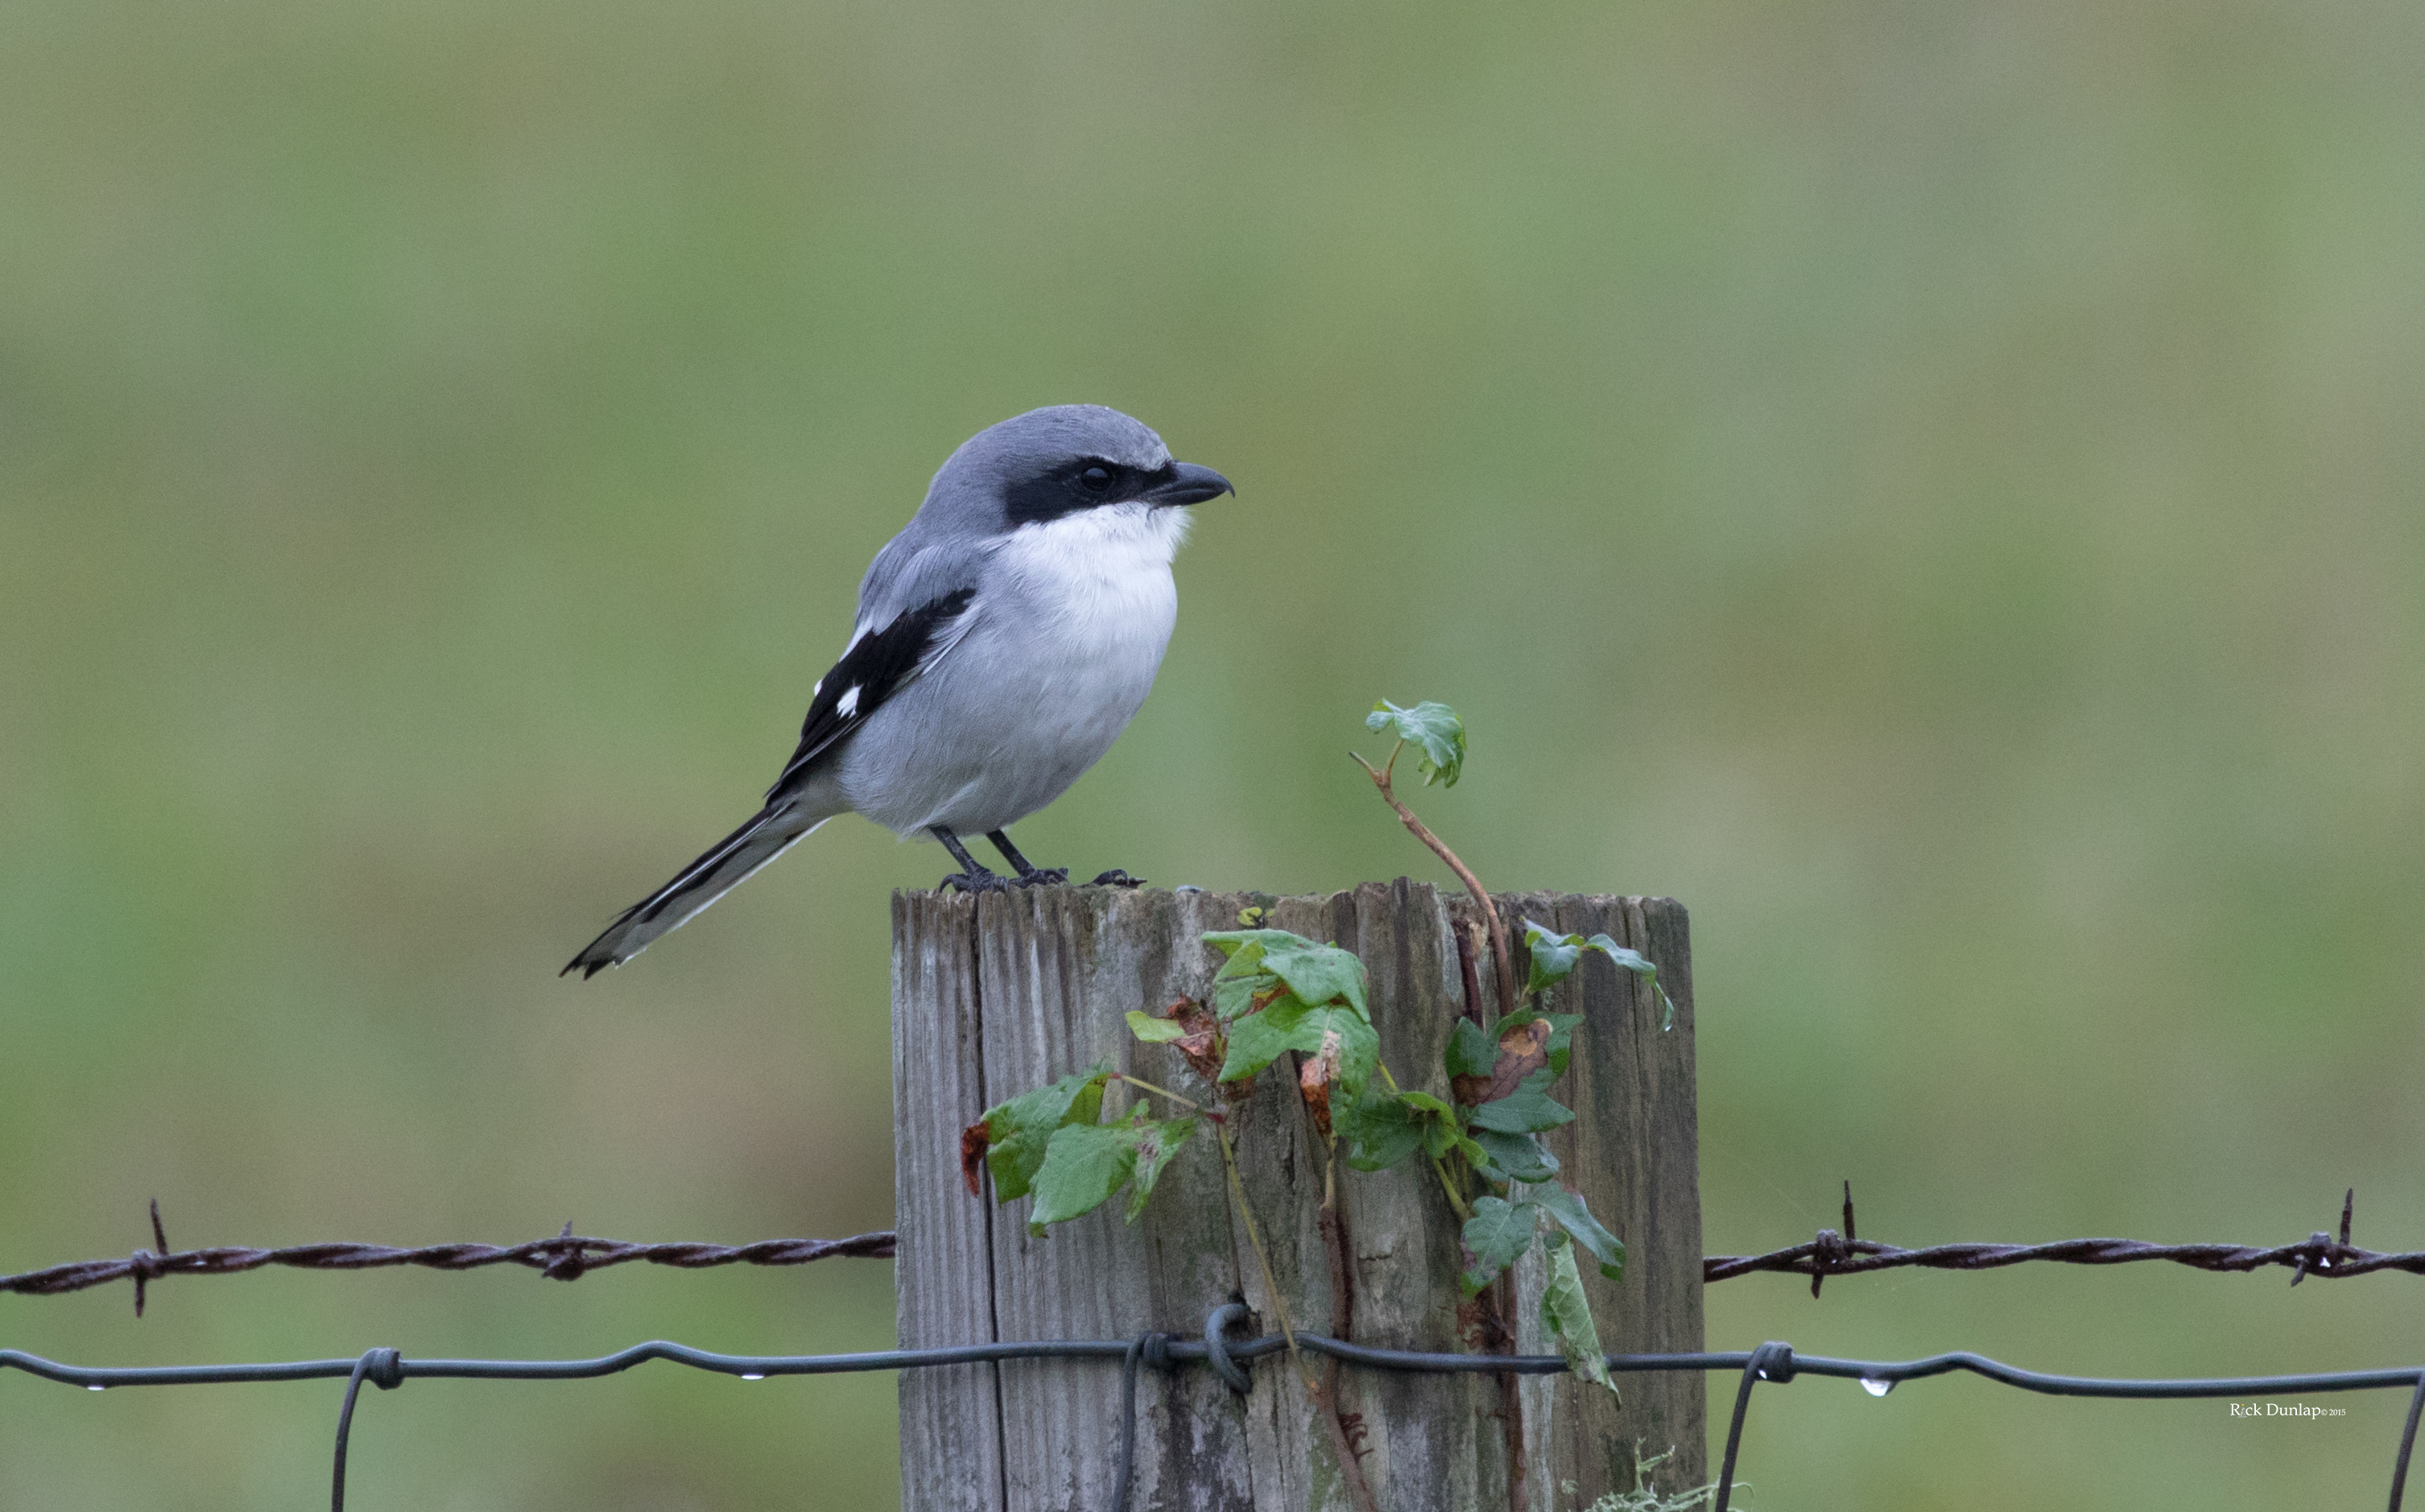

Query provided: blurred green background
[3,0,2421,1505]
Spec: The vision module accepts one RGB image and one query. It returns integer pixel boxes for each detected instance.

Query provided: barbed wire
[1705,1184,2413,1295]
[6,1306,2424,1512]
[6,1188,2402,1318]
[0,1203,894,1316]
[11,1191,2425,1509]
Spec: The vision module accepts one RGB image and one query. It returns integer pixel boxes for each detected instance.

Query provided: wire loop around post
[1204,1303,1254,1394]
[1108,1332,1182,1512]
[330,1348,403,1512]
[1711,1341,1793,1512]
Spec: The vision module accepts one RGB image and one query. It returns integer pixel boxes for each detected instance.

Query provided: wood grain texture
[894,889,1008,1512]
[894,882,1702,1511]
[1481,893,1707,1504]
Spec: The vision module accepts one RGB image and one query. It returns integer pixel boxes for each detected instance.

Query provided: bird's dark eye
[1080,465,1113,492]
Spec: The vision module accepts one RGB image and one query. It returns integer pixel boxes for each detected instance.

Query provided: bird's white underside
[816,501,1190,838]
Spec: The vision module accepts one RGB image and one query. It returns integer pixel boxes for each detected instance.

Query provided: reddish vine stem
[1356,738,1529,1512]
[1354,747,1518,1017]
[1306,1106,1384,1512]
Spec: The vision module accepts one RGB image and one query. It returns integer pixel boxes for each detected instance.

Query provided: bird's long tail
[564,802,830,977]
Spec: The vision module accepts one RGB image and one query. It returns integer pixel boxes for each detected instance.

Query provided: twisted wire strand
[11,1224,2415,1308]
[1702,1233,2425,1283]
[2,1231,896,1305]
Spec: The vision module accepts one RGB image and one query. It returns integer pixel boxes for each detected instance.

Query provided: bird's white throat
[1006,499,1190,569]
[989,500,1185,655]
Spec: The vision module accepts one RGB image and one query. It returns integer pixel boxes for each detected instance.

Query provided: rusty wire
[7,1188,2405,1320]
[1701,1184,2411,1294]
[0,1202,893,1316]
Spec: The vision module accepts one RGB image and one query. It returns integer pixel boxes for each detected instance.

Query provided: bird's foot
[1089,869,1148,889]
[938,869,1014,894]
[1010,866,1070,888]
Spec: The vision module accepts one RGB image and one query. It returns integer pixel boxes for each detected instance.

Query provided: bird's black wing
[765,585,977,801]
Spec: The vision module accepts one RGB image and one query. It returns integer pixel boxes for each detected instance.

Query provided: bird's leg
[985,830,1069,887]
[933,827,1012,894]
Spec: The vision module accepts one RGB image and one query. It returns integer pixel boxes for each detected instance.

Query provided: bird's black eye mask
[1003,457,1179,526]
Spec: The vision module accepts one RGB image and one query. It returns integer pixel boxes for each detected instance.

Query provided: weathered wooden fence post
[894,880,1704,1511]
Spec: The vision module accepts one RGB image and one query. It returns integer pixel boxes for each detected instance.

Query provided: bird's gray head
[919,405,1233,535]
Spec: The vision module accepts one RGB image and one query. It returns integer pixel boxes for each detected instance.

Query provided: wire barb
[542,1221,586,1282]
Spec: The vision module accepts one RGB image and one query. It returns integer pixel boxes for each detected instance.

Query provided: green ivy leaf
[1521,924,1583,994]
[1211,973,1274,1022]
[1470,1128,1560,1184]
[1395,1089,1456,1118]
[1025,1114,1196,1233]
[1365,700,1467,787]
[1202,928,1318,960]
[1336,1086,1426,1171]
[1258,940,1370,1020]
[1423,1113,1460,1159]
[1445,1018,1498,1080]
[1520,920,1679,1029]
[1539,1014,1583,1076]
[1124,1116,1195,1221]
[979,1066,1110,1202]
[1460,1196,1539,1295]
[1465,1068,1576,1135]
[1027,1121,1138,1233]
[1204,930,1369,1022]
[1541,1231,1616,1393]
[1126,1010,1188,1043]
[1533,1183,1626,1282]
[1220,998,1378,1088]
[1203,933,1281,1021]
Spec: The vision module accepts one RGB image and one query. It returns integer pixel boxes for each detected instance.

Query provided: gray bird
[565,404,1232,977]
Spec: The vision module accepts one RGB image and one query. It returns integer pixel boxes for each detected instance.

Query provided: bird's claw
[1011,867,1070,888]
[938,870,1014,894]
[1089,869,1147,889]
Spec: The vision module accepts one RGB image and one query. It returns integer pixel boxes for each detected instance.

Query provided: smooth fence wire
[8,1312,2425,1512]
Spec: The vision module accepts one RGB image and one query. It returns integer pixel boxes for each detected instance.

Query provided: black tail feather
[563,804,820,977]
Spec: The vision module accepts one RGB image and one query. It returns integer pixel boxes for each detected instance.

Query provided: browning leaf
[1450,1015,1551,1107]
[1164,997,1233,1088]
[1298,1031,1344,1138]
[960,1120,990,1198]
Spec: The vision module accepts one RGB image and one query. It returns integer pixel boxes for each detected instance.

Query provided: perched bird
[564,404,1232,977]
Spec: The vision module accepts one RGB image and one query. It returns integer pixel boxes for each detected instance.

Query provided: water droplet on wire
[1860,1377,1894,1397]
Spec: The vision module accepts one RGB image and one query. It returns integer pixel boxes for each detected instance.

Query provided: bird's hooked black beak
[1142,461,1234,506]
